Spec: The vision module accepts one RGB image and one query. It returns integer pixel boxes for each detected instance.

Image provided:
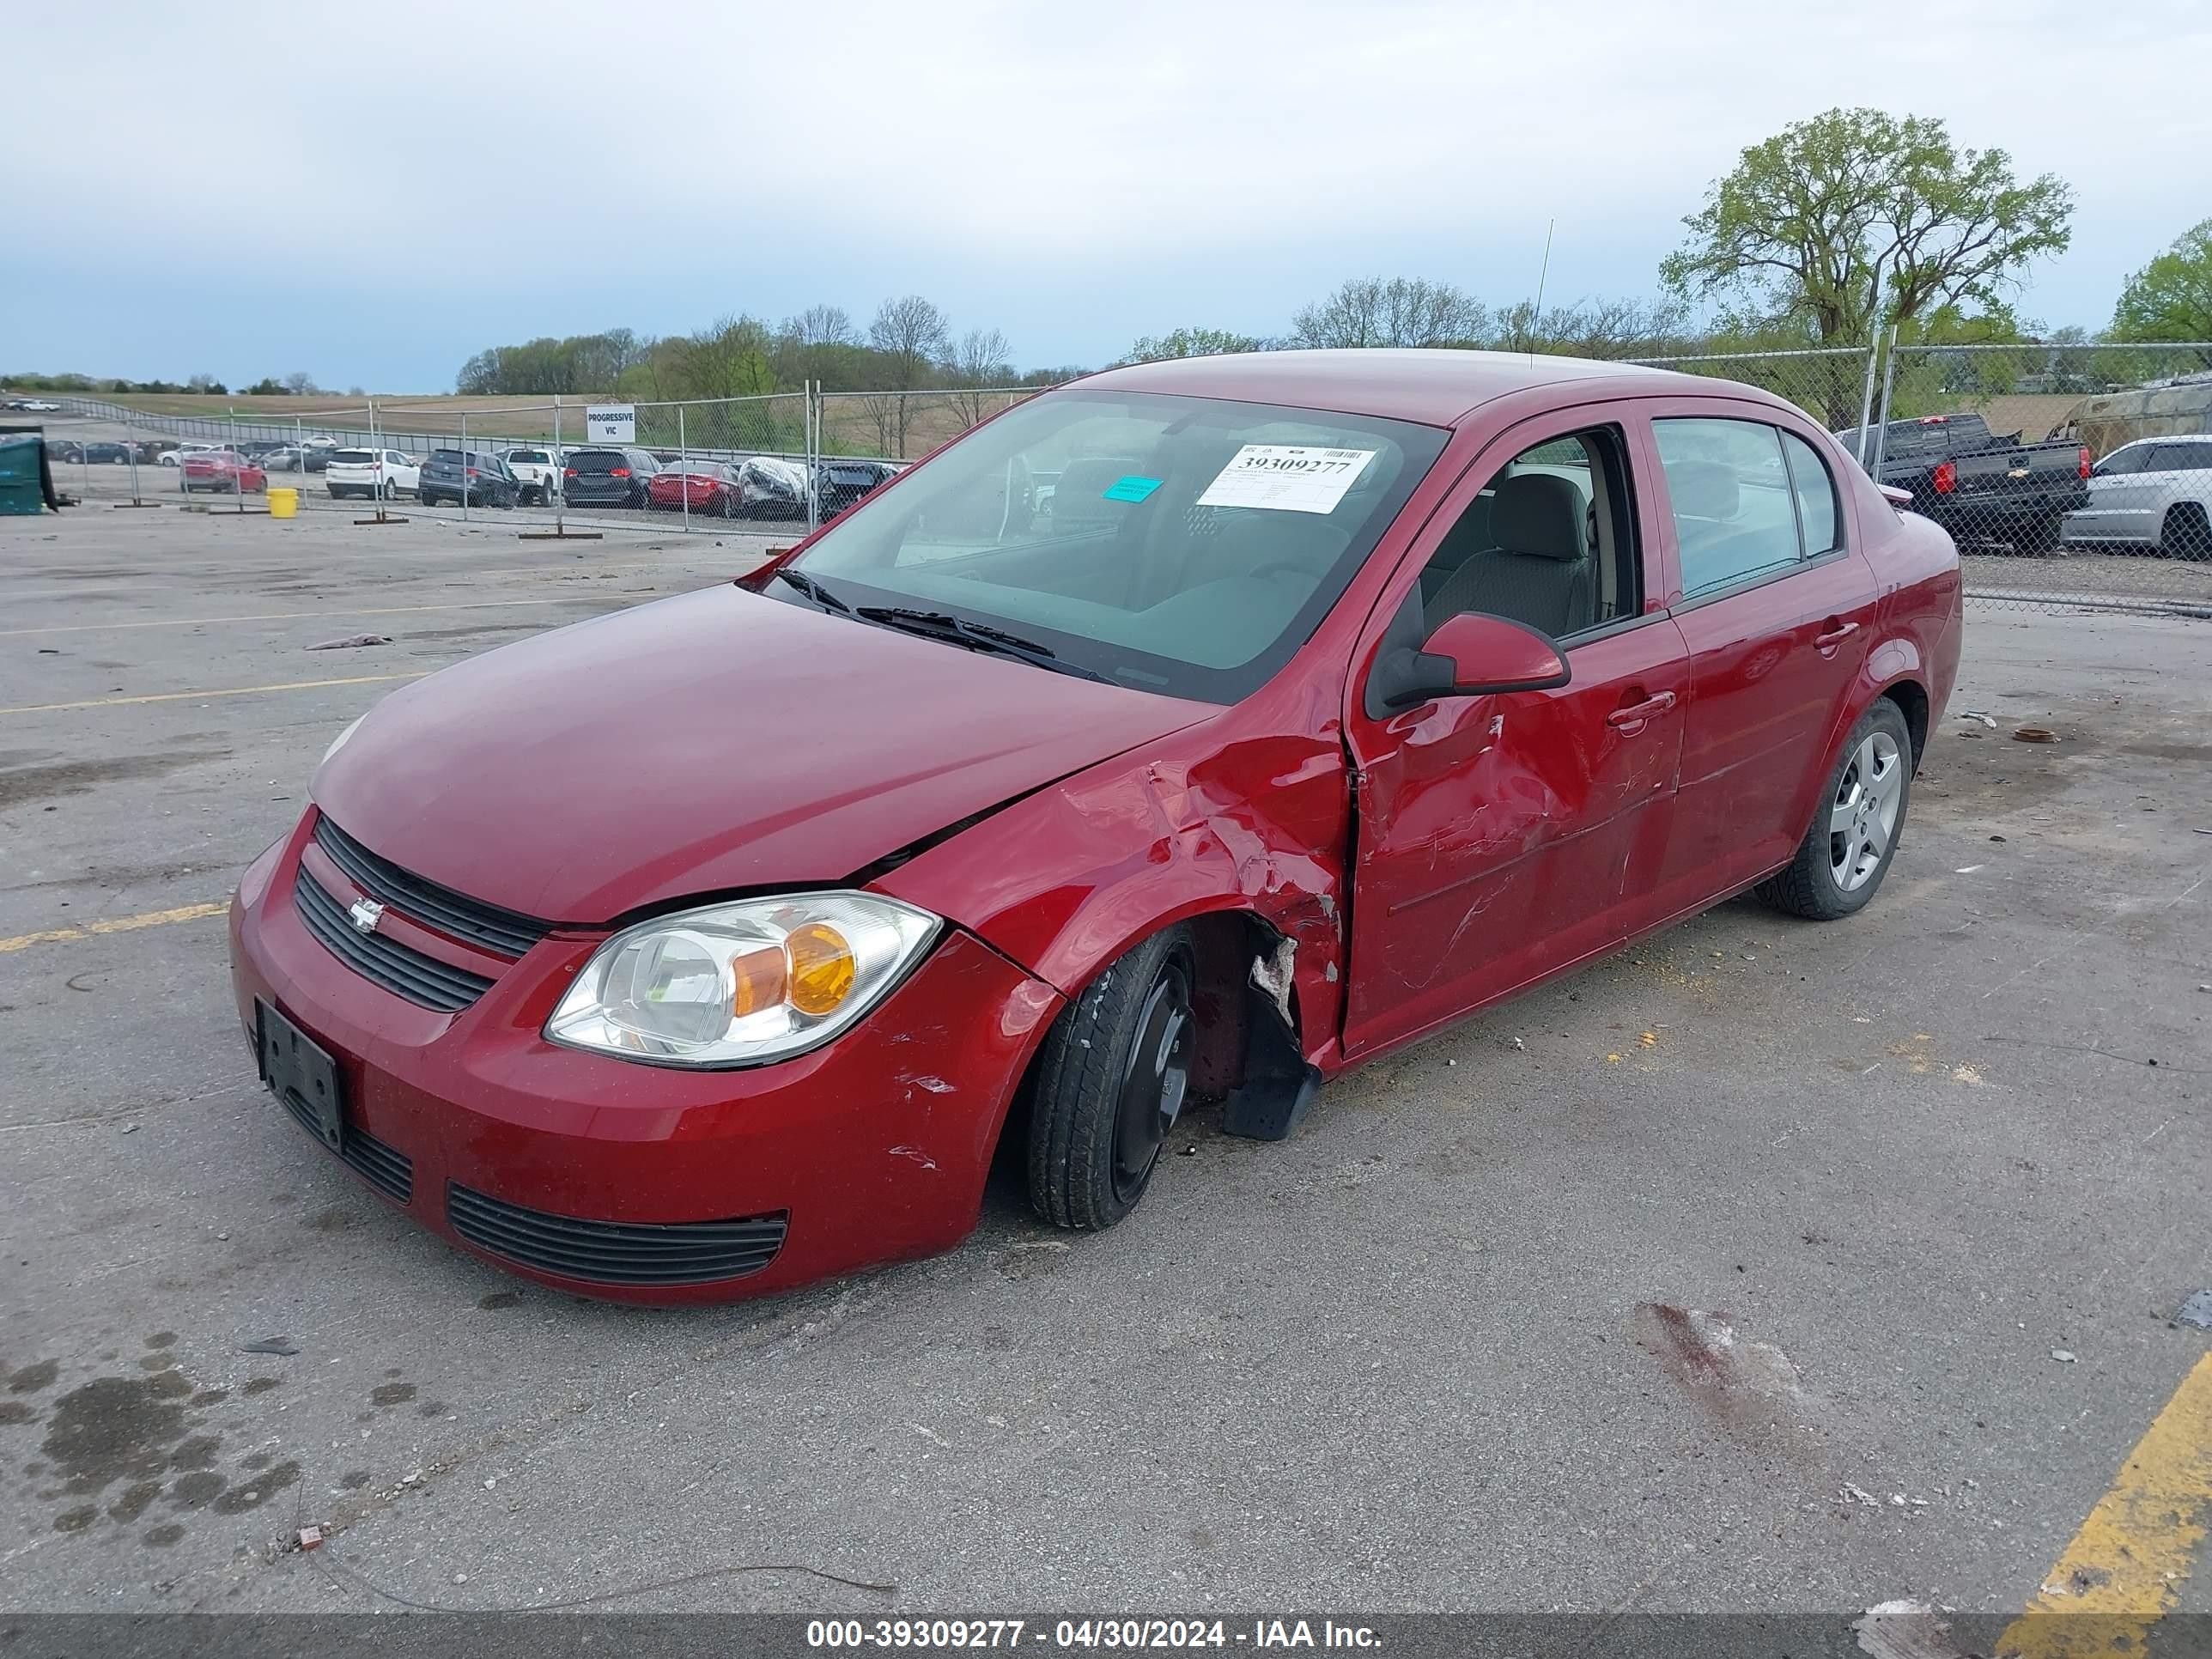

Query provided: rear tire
[1027,923,1199,1231]
[1757,698,1914,921]
[2161,504,2212,562]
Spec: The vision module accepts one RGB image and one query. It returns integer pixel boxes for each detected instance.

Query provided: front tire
[1758,699,1913,921]
[1028,925,1198,1231]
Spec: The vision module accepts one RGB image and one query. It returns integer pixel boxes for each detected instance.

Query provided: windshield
[784,389,1448,702]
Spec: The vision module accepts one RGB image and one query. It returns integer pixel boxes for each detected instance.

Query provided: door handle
[1815,621,1860,649]
[1606,691,1677,729]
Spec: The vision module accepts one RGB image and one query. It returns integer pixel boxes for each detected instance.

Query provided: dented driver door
[1339,410,1689,1061]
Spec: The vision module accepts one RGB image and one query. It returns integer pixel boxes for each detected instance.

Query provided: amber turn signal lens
[786,922,857,1017]
[727,944,789,1018]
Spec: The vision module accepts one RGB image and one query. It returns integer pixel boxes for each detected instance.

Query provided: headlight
[544,892,939,1067]
[321,715,364,766]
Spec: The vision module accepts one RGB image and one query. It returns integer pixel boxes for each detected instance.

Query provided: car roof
[1075,348,1698,427]
[2114,432,2212,447]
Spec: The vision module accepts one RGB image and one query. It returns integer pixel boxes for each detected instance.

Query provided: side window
[2098,446,2148,477]
[1780,431,1840,555]
[1417,426,1640,644]
[2147,443,2212,473]
[1654,418,1804,600]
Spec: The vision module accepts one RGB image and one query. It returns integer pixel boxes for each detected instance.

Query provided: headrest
[1493,471,1587,562]
[1668,459,1739,520]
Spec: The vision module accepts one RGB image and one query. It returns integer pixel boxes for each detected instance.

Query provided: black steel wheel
[1028,924,1199,1230]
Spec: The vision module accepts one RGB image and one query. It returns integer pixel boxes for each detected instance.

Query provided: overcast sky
[6,0,2205,392]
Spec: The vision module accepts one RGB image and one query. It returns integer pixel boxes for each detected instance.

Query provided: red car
[644,461,744,516]
[229,350,1960,1303]
[180,449,268,495]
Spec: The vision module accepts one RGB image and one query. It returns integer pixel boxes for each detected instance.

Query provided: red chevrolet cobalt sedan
[230,350,1961,1302]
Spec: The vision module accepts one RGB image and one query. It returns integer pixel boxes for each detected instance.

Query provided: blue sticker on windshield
[1102,475,1162,503]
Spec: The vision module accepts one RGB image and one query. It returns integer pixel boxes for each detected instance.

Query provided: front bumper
[228,814,1062,1304]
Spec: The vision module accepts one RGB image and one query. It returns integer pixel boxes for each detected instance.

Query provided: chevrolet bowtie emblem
[349,897,386,934]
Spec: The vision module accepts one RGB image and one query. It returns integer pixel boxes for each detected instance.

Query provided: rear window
[430,449,465,465]
[332,449,375,465]
[568,450,625,471]
[507,450,547,465]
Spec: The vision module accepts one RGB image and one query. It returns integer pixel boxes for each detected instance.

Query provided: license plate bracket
[257,1000,345,1153]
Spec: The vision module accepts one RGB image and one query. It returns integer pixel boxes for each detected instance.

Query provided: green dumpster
[0,432,55,515]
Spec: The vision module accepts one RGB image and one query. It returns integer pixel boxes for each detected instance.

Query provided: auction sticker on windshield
[1197,445,1375,514]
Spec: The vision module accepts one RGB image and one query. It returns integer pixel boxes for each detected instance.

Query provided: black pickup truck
[1832,413,2090,551]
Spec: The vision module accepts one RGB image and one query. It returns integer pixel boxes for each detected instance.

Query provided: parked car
[46,441,85,465]
[230,349,1960,1303]
[262,446,305,471]
[16,398,59,412]
[416,449,520,508]
[645,460,746,516]
[731,455,810,519]
[295,437,338,474]
[500,447,563,507]
[1832,412,2088,552]
[237,441,289,460]
[325,447,422,501]
[179,449,268,494]
[160,441,219,469]
[82,441,134,464]
[560,446,659,509]
[2061,434,2212,559]
[816,458,903,519]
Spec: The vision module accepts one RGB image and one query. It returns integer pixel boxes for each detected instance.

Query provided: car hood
[313,582,1213,922]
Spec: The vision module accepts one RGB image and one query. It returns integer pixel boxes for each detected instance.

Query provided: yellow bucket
[269,487,299,520]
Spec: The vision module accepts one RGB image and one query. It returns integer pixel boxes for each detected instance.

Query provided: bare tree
[1291,277,1485,348]
[868,295,951,453]
[793,305,858,348]
[942,327,1012,428]
[281,370,318,395]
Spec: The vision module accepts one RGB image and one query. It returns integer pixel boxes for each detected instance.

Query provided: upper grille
[295,867,494,1013]
[313,815,550,959]
[446,1183,787,1287]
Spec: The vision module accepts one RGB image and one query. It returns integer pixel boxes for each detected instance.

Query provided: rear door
[2140,441,2212,549]
[1639,402,1879,914]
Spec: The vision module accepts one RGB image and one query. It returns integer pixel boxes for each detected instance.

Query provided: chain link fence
[1846,343,2212,615]
[31,349,2212,617]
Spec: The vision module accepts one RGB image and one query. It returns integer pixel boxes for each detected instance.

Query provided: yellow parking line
[0,902,228,955]
[1996,1351,2212,1657]
[0,672,428,716]
[0,598,585,638]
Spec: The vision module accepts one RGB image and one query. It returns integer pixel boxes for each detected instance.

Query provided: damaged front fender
[872,729,1352,1091]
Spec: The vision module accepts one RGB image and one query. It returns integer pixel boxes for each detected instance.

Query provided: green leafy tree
[1123,326,1267,362]
[1662,108,2073,354]
[2110,218,2212,344]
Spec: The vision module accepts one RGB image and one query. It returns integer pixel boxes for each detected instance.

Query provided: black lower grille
[313,815,550,958]
[295,869,493,1013]
[446,1184,787,1286]
[274,1085,413,1203]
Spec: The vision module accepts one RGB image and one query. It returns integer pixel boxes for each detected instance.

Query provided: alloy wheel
[1829,730,1904,892]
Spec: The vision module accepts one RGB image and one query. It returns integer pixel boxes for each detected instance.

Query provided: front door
[1341,409,1687,1060]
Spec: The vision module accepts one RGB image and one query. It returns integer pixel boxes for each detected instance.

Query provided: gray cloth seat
[1422,471,1594,640]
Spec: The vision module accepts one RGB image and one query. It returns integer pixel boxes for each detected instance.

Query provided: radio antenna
[1528,218,1555,362]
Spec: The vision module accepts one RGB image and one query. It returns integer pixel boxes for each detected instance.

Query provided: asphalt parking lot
[2,493,2209,1635]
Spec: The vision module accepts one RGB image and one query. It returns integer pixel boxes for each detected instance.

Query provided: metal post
[553,396,564,535]
[678,403,690,533]
[1852,327,1880,466]
[1869,325,1901,479]
[125,416,143,504]
[460,412,470,522]
[805,380,820,533]
[368,397,381,520]
[295,414,302,493]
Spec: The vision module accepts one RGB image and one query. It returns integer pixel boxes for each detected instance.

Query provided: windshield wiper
[772,567,851,614]
[854,606,1114,684]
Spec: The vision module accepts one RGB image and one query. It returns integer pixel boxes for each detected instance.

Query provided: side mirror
[1374,611,1570,711]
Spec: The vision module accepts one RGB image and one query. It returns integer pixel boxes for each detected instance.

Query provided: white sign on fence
[585,404,635,445]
